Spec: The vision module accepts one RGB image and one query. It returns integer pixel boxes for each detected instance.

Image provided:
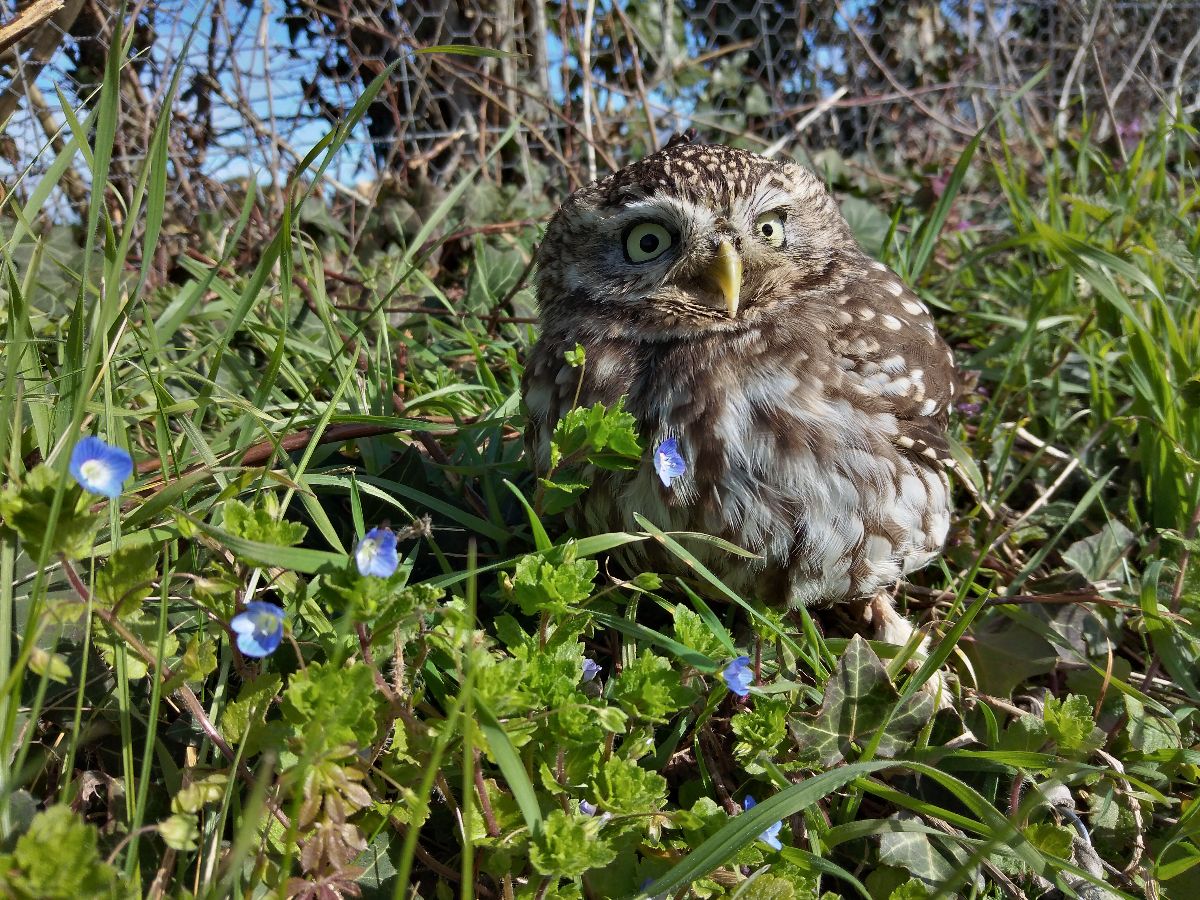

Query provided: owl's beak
[702,239,742,317]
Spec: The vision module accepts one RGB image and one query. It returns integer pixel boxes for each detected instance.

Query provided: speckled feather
[524,141,960,611]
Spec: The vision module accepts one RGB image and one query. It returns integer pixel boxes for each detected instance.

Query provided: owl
[522,137,960,662]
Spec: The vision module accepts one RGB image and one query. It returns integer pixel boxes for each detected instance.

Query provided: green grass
[1,34,1198,900]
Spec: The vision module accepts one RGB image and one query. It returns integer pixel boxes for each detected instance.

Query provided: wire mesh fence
[2,0,1198,225]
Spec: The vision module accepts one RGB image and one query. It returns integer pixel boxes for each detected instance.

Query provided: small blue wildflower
[230,601,285,658]
[581,658,602,682]
[579,799,598,816]
[743,794,784,850]
[722,655,753,697]
[69,436,133,499]
[653,437,686,488]
[355,527,399,578]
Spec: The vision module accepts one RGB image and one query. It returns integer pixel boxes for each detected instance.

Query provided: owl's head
[535,141,857,340]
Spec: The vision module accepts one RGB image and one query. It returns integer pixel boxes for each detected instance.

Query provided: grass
[1,32,1198,900]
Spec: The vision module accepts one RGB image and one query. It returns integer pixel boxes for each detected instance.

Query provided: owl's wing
[830,260,961,465]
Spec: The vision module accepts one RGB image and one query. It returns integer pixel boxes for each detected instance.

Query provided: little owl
[522,137,959,664]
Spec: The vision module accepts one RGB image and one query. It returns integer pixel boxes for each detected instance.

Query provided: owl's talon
[866,592,953,710]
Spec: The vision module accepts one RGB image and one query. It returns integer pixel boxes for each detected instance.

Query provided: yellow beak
[705,239,742,318]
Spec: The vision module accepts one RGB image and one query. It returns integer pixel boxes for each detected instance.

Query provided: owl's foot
[863,592,951,709]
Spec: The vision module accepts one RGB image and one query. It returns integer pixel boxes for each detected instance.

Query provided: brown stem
[61,558,290,829]
[474,751,500,838]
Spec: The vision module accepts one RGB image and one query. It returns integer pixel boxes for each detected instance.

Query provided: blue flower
[722,655,753,697]
[743,795,784,850]
[355,527,399,578]
[69,436,133,499]
[581,658,602,682]
[653,437,686,488]
[579,799,598,816]
[230,601,285,657]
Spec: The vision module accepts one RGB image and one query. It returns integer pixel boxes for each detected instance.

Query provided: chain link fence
[2,0,1198,224]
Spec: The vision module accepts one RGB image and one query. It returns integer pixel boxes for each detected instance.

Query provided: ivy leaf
[528,808,617,877]
[0,464,102,560]
[5,806,121,897]
[221,498,308,561]
[878,814,961,885]
[609,649,698,723]
[95,544,159,617]
[790,635,935,766]
[511,542,597,617]
[592,756,668,815]
[282,661,382,757]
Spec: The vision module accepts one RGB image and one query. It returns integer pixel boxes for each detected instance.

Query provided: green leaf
[28,647,72,684]
[182,511,346,573]
[878,814,960,884]
[281,661,382,757]
[95,544,159,617]
[609,649,699,723]
[220,672,282,746]
[172,773,230,814]
[0,465,101,560]
[592,756,668,815]
[731,698,790,771]
[8,806,121,897]
[790,635,934,767]
[528,809,617,878]
[163,631,217,691]
[1023,822,1074,860]
[156,814,199,851]
[1042,694,1106,758]
[1123,694,1183,755]
[511,542,597,617]
[550,398,643,470]
[222,498,308,548]
[94,612,179,680]
[672,606,729,660]
[476,699,544,837]
[641,761,899,896]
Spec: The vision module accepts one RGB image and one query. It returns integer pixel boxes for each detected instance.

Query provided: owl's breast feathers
[522,254,958,606]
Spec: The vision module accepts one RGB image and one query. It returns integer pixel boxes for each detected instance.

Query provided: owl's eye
[755,211,787,248]
[624,222,674,263]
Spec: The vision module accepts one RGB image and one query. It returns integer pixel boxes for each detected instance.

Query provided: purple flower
[69,436,133,499]
[955,400,982,417]
[722,656,753,697]
[743,794,784,850]
[653,437,686,488]
[230,601,285,657]
[579,799,598,816]
[355,527,399,578]
[582,658,602,682]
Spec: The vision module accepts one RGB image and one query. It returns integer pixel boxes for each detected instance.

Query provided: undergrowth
[1,34,1198,900]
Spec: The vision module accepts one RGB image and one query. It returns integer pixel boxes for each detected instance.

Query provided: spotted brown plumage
[523,139,961,666]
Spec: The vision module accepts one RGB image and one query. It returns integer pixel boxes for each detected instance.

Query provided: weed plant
[1,34,1198,900]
